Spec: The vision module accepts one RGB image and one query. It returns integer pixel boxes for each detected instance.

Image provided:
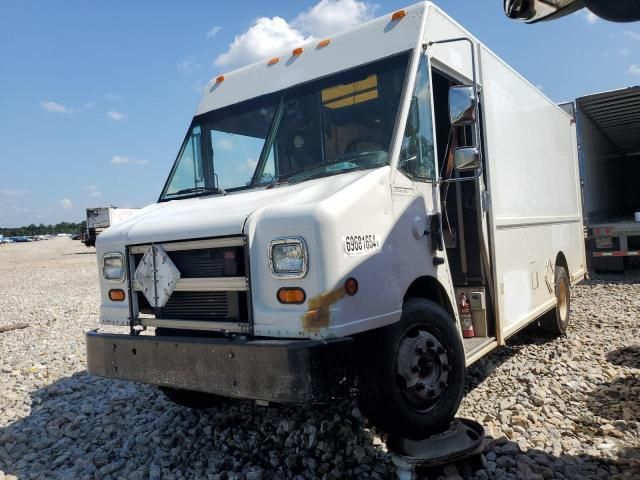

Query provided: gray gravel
[0,238,639,479]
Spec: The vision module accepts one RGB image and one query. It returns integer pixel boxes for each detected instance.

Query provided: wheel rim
[558,278,569,323]
[396,328,451,410]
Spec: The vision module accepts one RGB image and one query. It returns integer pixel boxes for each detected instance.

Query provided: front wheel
[357,298,466,439]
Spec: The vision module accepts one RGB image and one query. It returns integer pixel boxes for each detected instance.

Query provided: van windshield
[160,51,410,201]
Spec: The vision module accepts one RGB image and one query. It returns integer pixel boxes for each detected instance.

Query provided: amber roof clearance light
[391,10,406,21]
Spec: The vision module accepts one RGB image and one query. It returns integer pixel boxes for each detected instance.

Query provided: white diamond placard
[134,245,181,308]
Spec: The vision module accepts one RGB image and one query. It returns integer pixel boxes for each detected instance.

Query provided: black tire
[541,266,571,335]
[159,386,228,409]
[356,298,465,439]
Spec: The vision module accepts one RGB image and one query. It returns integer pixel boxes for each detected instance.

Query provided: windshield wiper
[266,177,287,189]
[166,186,227,197]
[266,162,327,189]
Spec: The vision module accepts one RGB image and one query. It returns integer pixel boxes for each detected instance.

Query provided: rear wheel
[357,298,465,439]
[159,386,228,409]
[541,266,571,335]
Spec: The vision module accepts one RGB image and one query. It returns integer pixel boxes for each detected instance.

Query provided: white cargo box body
[474,43,585,337]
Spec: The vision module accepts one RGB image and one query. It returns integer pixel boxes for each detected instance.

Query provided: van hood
[100,169,382,246]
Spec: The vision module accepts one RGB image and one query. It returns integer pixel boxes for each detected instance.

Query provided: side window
[164,125,204,195]
[399,56,436,181]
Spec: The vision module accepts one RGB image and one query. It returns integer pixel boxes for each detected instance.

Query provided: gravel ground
[0,238,638,479]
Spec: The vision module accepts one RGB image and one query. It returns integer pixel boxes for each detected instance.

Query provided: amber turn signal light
[344,277,358,296]
[277,287,306,304]
[109,289,125,302]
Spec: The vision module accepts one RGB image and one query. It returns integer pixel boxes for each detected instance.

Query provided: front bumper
[86,331,354,403]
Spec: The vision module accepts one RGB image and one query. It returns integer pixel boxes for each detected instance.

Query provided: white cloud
[629,64,640,76]
[206,26,222,39]
[0,188,27,196]
[624,30,640,41]
[111,155,130,165]
[85,185,102,198]
[177,56,201,74]
[111,155,149,166]
[41,100,72,114]
[107,110,127,121]
[214,17,310,68]
[214,1,375,69]
[83,101,96,109]
[216,138,234,151]
[581,9,598,24]
[105,93,120,100]
[293,0,376,37]
[59,198,73,209]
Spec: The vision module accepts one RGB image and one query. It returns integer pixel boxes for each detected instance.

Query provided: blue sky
[0,0,638,227]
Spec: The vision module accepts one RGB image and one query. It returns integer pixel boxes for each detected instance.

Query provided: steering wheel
[344,137,384,153]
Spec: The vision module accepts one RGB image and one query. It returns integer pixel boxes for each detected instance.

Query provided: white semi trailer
[86,2,586,438]
[563,87,640,272]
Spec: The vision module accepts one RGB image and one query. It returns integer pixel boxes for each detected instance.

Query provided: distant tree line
[0,221,86,237]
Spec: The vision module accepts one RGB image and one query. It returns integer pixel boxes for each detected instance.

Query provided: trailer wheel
[159,386,227,409]
[541,266,571,335]
[357,298,465,439]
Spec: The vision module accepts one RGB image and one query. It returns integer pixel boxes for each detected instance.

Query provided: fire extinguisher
[459,292,475,338]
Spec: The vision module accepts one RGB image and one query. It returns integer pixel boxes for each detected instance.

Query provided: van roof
[197,2,432,115]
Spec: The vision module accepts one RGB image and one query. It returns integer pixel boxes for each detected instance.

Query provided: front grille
[155,291,246,321]
[130,237,250,330]
[132,247,245,279]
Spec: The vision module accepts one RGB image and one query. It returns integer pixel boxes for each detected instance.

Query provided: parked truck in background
[84,207,140,247]
[563,87,640,272]
[86,2,586,439]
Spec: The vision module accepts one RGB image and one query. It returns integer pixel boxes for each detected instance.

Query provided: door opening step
[463,336,497,365]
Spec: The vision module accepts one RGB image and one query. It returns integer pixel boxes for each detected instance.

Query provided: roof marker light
[215,75,225,84]
[292,47,304,56]
[268,57,280,66]
[317,39,331,48]
[391,10,406,21]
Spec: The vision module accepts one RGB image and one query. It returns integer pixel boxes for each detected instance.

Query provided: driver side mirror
[454,146,481,172]
[449,86,476,126]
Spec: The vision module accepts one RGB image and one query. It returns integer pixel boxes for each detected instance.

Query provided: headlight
[102,253,125,281]
[269,238,308,278]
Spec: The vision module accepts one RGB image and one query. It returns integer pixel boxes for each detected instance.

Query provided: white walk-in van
[87,2,586,438]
